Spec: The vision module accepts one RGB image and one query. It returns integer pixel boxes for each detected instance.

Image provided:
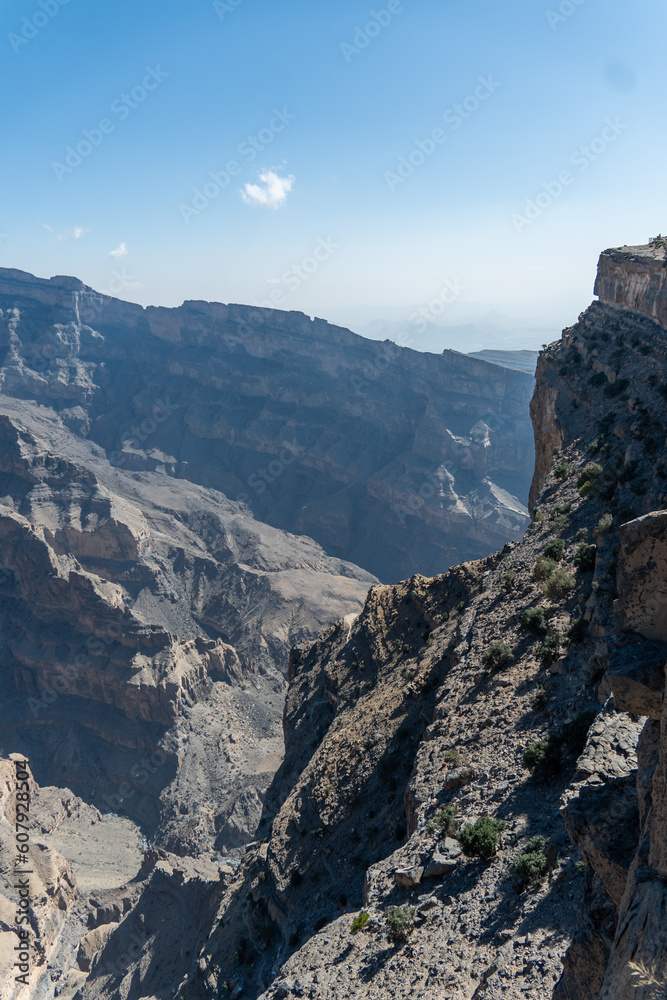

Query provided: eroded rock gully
[2,246,667,999]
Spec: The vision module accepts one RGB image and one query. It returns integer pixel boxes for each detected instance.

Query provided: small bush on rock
[534,558,557,581]
[595,513,613,536]
[426,804,459,838]
[544,538,566,561]
[512,836,549,890]
[386,905,416,943]
[522,736,562,782]
[554,463,570,479]
[567,618,587,643]
[522,608,548,634]
[574,543,596,572]
[523,711,597,783]
[536,633,562,664]
[542,568,576,600]
[459,817,506,859]
[482,643,513,670]
[577,463,603,487]
[350,912,370,934]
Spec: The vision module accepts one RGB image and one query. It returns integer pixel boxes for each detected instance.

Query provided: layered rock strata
[0,267,535,582]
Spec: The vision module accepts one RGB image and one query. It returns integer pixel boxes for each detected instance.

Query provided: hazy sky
[1,0,665,344]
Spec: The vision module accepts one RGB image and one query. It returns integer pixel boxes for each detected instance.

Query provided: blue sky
[1,0,665,345]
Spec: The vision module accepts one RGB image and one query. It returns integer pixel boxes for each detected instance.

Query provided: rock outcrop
[594,243,667,330]
[0,267,535,583]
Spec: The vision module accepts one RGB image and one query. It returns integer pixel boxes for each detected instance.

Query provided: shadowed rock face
[0,267,534,582]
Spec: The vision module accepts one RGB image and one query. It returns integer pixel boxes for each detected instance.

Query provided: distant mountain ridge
[0,267,535,582]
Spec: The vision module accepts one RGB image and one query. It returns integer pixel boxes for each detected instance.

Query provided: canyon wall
[0,267,535,583]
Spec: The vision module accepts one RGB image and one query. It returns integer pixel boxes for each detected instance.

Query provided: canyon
[0,266,535,583]
[0,245,666,999]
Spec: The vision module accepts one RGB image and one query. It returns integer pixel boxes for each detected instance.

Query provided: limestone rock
[614,511,667,641]
[393,866,424,889]
[423,851,458,878]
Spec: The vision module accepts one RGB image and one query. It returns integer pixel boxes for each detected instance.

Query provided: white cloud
[110,242,129,258]
[241,169,295,210]
[57,226,88,242]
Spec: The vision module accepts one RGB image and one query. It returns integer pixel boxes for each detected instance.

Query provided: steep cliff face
[0,396,374,857]
[595,243,667,329]
[155,246,666,1000]
[0,267,535,582]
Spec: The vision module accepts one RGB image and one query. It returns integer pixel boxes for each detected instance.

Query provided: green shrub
[553,503,572,515]
[443,749,462,766]
[550,514,569,531]
[512,837,549,890]
[577,463,603,488]
[502,570,517,590]
[386,905,416,943]
[575,528,588,541]
[543,568,576,600]
[574,543,596,572]
[554,463,570,479]
[426,804,459,838]
[595,513,613,536]
[350,911,370,934]
[567,618,587,643]
[459,817,506,859]
[578,480,595,498]
[536,633,562,664]
[544,538,566,561]
[482,642,513,670]
[522,607,548,635]
[534,558,557,581]
[523,711,596,783]
[522,736,562,782]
